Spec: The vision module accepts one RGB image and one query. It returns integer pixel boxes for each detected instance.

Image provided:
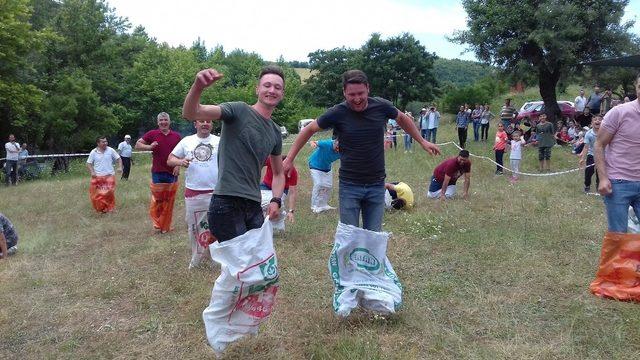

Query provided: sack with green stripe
[328,222,402,317]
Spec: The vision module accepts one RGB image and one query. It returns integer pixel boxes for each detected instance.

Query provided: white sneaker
[7,245,17,256]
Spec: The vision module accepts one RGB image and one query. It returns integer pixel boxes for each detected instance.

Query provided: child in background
[526,129,538,146]
[507,130,526,183]
[555,126,572,145]
[384,124,394,150]
[493,123,508,175]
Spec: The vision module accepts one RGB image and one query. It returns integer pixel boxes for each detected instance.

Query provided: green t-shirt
[536,121,555,148]
[216,102,282,202]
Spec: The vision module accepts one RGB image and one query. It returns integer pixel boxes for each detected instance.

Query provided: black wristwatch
[269,197,282,208]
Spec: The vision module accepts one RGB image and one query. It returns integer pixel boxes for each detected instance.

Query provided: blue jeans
[151,171,177,184]
[426,128,437,143]
[421,128,428,140]
[403,133,412,151]
[472,120,481,141]
[603,179,640,232]
[339,180,385,231]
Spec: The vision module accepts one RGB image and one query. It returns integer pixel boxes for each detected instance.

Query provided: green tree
[0,0,45,142]
[360,33,438,108]
[452,0,636,121]
[302,47,361,107]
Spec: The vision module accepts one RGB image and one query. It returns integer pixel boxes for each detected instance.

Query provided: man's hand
[150,141,159,149]
[598,178,612,196]
[421,140,441,156]
[267,202,280,220]
[463,192,469,200]
[578,157,585,168]
[180,158,191,168]
[282,158,293,176]
[172,166,180,177]
[91,172,97,178]
[439,193,446,201]
[286,212,295,223]
[117,168,123,173]
[310,141,318,149]
[194,69,224,90]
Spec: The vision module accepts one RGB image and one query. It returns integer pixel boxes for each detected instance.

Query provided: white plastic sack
[310,169,334,213]
[202,219,279,354]
[185,193,213,269]
[384,189,392,209]
[260,190,286,231]
[328,222,403,317]
[630,206,640,234]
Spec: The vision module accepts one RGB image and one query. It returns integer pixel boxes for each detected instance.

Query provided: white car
[298,119,315,133]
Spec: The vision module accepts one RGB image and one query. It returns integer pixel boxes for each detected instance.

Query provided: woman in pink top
[493,123,508,175]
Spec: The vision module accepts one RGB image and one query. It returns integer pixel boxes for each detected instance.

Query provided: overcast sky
[105,0,640,63]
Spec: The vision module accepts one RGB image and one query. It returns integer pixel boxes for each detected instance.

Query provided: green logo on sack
[259,256,278,281]
[349,248,380,271]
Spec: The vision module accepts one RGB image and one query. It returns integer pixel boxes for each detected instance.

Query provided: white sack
[310,169,334,212]
[260,189,286,231]
[328,222,403,317]
[630,206,640,234]
[185,193,213,269]
[203,219,279,354]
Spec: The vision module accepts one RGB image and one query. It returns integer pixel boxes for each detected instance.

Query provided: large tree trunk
[538,65,562,123]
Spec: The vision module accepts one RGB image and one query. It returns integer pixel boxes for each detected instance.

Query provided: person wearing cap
[427,150,472,200]
[117,134,133,180]
[424,105,440,143]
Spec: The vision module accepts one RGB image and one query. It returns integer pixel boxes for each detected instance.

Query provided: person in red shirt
[555,126,572,145]
[493,123,508,175]
[427,150,472,200]
[135,112,182,232]
[261,156,298,222]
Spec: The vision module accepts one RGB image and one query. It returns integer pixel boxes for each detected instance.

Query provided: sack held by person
[149,182,178,232]
[590,232,640,301]
[89,175,116,213]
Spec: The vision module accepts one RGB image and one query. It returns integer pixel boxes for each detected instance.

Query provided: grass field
[2,121,640,359]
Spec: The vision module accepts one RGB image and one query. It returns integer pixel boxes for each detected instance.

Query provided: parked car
[516,101,576,125]
[298,119,315,132]
[280,126,288,139]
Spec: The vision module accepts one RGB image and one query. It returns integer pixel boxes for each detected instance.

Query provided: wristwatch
[269,197,282,208]
[289,209,295,214]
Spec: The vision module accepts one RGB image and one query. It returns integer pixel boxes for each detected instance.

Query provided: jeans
[421,128,428,140]
[339,180,385,231]
[403,133,412,151]
[480,123,490,141]
[457,127,468,148]
[208,194,264,242]
[472,120,481,141]
[4,160,17,185]
[426,128,437,143]
[495,150,504,172]
[151,171,177,184]
[584,155,599,188]
[603,179,640,233]
[121,157,131,179]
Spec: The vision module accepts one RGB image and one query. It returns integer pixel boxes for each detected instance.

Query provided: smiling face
[157,116,171,131]
[343,83,369,112]
[592,116,602,131]
[256,73,284,109]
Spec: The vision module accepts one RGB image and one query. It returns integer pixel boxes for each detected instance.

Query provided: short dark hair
[259,65,285,83]
[391,198,406,210]
[96,136,106,143]
[459,149,470,158]
[342,70,368,89]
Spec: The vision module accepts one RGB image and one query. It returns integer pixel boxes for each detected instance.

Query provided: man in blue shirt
[456,106,470,149]
[308,138,341,213]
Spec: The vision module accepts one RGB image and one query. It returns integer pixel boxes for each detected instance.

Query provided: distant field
[294,68,314,83]
[2,122,639,359]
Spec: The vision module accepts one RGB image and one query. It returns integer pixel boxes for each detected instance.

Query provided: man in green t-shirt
[535,113,555,172]
[182,66,285,242]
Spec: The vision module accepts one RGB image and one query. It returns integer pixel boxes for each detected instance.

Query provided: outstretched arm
[396,109,440,155]
[182,69,224,121]
[286,185,297,223]
[284,120,321,173]
[462,172,471,199]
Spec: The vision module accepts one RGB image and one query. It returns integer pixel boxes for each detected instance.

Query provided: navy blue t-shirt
[316,97,398,184]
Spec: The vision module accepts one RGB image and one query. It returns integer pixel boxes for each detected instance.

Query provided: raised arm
[182,69,225,121]
[396,109,440,155]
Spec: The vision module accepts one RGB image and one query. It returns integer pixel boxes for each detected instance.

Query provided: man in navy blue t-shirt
[284,70,440,231]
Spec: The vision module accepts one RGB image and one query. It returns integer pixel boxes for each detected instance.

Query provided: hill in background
[434,58,494,87]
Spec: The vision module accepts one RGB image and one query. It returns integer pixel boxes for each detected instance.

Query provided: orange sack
[590,232,640,302]
[149,181,178,232]
[89,175,116,213]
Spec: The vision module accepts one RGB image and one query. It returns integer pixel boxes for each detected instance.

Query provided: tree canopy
[452,0,637,120]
